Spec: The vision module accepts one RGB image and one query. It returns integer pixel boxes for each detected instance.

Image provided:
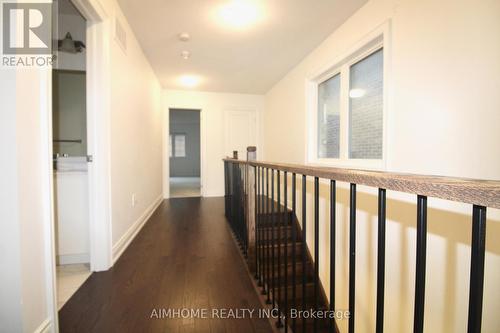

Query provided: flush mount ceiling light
[215,0,264,30]
[178,32,190,42]
[178,75,201,88]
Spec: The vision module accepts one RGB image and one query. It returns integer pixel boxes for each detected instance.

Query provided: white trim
[163,106,170,198]
[34,318,52,333]
[112,196,163,264]
[72,0,107,21]
[56,253,90,265]
[306,21,391,170]
[200,110,205,196]
[43,1,113,331]
[40,66,58,333]
[72,0,114,272]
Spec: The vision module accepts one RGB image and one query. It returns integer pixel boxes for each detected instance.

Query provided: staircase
[255,196,337,333]
[224,158,500,333]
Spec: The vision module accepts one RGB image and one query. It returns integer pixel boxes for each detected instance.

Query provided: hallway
[170,177,201,198]
[58,198,273,333]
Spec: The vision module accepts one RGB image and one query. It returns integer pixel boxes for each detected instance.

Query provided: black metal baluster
[233,164,236,235]
[238,164,246,254]
[241,167,244,239]
[224,162,227,218]
[260,167,265,290]
[232,163,235,233]
[349,183,356,333]
[238,165,241,241]
[246,165,249,257]
[302,175,307,333]
[245,165,248,257]
[255,166,259,280]
[314,177,319,333]
[238,164,246,248]
[277,170,282,327]
[229,163,232,227]
[271,169,276,307]
[467,205,487,333]
[292,173,297,333]
[238,164,247,253]
[329,180,336,333]
[236,165,239,237]
[284,172,289,333]
[238,165,242,245]
[266,168,271,303]
[413,195,427,333]
[234,164,237,233]
[231,163,237,232]
[376,188,386,333]
[240,168,243,237]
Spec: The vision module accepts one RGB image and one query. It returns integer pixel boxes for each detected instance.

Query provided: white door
[225,110,257,160]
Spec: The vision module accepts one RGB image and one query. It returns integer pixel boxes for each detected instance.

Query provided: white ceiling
[117,0,367,94]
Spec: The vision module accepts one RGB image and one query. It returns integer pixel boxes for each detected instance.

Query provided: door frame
[43,0,113,330]
[163,107,205,198]
[72,0,113,273]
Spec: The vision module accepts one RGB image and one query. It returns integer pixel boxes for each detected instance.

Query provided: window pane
[169,135,173,157]
[349,48,383,159]
[317,73,341,158]
[174,134,186,157]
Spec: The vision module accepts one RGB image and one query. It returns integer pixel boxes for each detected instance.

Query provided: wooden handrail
[223,158,500,209]
[224,157,496,332]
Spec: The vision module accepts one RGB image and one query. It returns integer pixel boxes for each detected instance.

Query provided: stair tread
[253,195,334,332]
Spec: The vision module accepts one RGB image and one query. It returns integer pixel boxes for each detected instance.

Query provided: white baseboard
[56,253,89,265]
[34,318,51,333]
[112,196,163,264]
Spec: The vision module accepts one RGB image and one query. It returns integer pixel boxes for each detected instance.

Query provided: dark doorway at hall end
[169,109,201,198]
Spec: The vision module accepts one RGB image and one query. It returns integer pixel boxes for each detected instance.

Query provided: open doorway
[52,0,90,310]
[169,109,201,198]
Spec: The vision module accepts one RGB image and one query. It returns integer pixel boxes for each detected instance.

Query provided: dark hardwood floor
[59,197,273,333]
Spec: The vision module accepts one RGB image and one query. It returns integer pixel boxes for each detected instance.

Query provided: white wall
[163,90,265,198]
[0,66,54,332]
[52,71,87,156]
[108,1,163,251]
[264,0,500,332]
[54,169,90,264]
[0,67,24,333]
[0,0,162,331]
[54,13,86,71]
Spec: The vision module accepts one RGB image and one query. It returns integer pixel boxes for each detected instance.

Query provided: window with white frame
[309,36,385,168]
[170,133,186,158]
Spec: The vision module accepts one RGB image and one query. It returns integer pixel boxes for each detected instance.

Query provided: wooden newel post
[246,146,257,270]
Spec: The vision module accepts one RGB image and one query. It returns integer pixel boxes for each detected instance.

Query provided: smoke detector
[178,32,190,42]
[181,51,190,59]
